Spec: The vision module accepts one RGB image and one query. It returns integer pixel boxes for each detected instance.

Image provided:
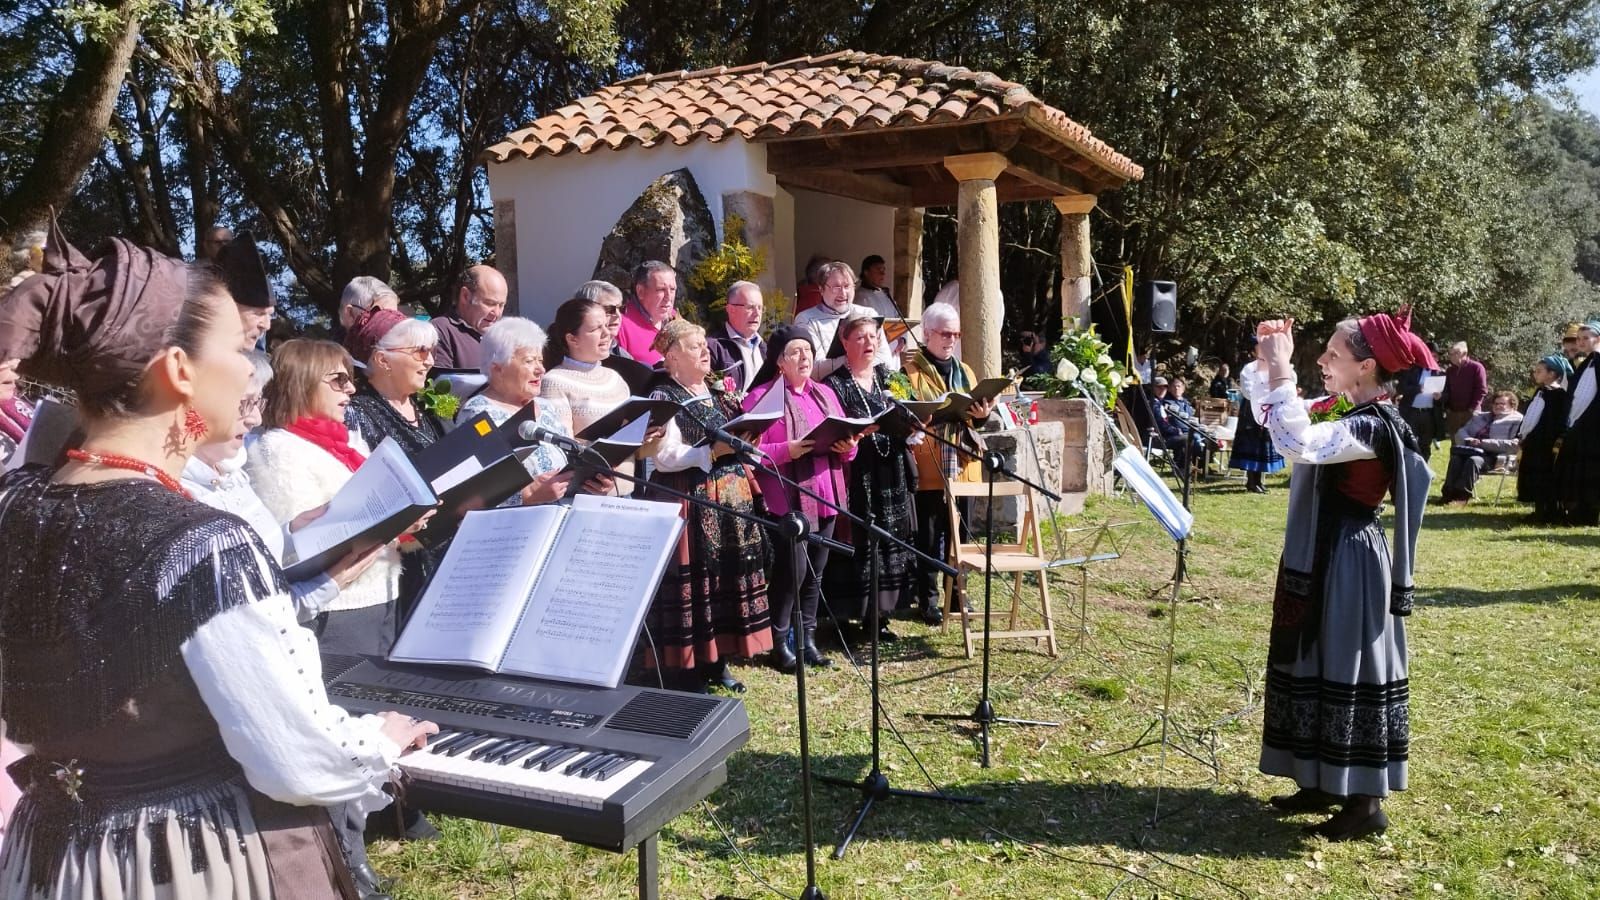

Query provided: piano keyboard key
[402,735,652,810]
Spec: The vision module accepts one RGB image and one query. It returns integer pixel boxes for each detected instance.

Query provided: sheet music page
[389,505,567,668]
[498,496,683,686]
[290,437,434,561]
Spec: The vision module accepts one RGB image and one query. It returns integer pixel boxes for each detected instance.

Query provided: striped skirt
[1259,515,1409,797]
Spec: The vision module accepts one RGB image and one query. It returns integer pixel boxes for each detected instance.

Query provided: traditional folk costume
[1554,325,1600,525]
[1229,360,1286,488]
[822,364,917,622]
[642,377,773,686]
[0,232,397,899]
[1517,356,1571,521]
[1249,314,1431,802]
[745,326,857,669]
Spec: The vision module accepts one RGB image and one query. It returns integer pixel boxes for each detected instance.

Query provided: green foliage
[688,213,766,321]
[417,378,460,421]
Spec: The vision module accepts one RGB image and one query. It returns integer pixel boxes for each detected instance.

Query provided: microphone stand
[550,442,846,900]
[675,399,980,858]
[898,403,1064,768]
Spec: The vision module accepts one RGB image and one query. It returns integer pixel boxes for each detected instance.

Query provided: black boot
[772,631,798,673]
[802,629,833,668]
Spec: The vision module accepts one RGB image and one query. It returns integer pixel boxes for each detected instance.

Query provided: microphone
[709,426,766,461]
[517,421,587,456]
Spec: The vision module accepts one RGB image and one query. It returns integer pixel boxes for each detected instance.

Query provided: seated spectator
[1163,376,1196,419]
[1019,331,1052,377]
[1209,362,1233,399]
[1441,390,1523,503]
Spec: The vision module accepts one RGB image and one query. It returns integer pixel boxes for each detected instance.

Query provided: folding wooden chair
[940,479,1058,658]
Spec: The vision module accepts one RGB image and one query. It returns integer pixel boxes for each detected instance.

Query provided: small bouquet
[886,370,914,401]
[710,370,744,405]
[417,378,460,421]
[1308,394,1353,423]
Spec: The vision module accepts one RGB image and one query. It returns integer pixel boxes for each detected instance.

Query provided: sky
[1566,68,1600,117]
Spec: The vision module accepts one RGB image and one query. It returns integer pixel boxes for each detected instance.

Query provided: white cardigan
[245,427,403,614]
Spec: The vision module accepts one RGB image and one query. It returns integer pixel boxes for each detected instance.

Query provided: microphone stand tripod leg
[818,512,979,858]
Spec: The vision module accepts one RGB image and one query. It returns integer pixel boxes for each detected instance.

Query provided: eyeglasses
[239,395,265,416]
[383,346,434,363]
[599,303,624,318]
[930,329,962,340]
[323,372,355,391]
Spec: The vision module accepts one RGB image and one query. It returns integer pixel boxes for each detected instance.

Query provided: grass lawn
[376,460,1600,899]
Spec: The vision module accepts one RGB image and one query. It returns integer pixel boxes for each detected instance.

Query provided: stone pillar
[893,206,925,317]
[943,152,1008,377]
[721,191,777,295]
[493,197,519,316]
[1052,194,1096,329]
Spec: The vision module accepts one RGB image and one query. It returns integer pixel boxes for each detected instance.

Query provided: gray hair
[1335,318,1394,380]
[631,260,675,291]
[922,301,960,335]
[726,281,761,303]
[374,317,439,354]
[572,280,624,303]
[479,317,548,376]
[339,276,398,315]
[817,260,855,286]
[245,349,274,395]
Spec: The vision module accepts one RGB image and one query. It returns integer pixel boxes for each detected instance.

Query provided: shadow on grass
[680,750,1310,862]
[1418,583,1600,607]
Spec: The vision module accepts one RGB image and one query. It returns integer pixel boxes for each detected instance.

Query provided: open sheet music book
[929,377,1016,424]
[689,378,784,447]
[801,407,892,447]
[389,494,683,688]
[285,438,437,581]
[574,396,682,441]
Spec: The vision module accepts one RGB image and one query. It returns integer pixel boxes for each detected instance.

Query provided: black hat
[215,232,273,308]
[748,324,815,388]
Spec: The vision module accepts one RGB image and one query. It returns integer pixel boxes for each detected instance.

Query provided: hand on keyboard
[380,710,440,753]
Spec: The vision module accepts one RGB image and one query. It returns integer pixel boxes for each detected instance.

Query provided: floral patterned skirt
[643,463,774,671]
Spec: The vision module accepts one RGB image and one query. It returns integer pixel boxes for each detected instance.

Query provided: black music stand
[903,413,1064,768]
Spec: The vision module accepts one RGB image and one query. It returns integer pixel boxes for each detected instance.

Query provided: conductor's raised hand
[377,711,439,754]
[1256,318,1296,374]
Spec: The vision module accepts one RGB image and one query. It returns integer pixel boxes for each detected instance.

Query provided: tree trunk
[0,3,142,248]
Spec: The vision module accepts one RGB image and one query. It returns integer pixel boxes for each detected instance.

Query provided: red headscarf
[1356,306,1437,374]
[343,307,408,364]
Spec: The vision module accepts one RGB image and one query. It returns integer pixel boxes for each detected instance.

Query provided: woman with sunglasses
[249,340,407,657]
[181,350,383,622]
[342,310,450,625]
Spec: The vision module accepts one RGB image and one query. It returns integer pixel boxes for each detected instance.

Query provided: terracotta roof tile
[484,50,1141,183]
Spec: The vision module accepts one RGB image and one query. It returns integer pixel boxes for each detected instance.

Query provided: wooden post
[893,206,925,317]
[943,153,1008,378]
[1052,195,1096,329]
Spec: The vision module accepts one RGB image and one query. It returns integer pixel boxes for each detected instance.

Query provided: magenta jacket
[744,378,857,520]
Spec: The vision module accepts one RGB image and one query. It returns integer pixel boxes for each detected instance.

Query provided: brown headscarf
[343,306,408,364]
[0,222,189,400]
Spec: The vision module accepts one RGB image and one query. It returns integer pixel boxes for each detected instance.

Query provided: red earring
[183,407,208,441]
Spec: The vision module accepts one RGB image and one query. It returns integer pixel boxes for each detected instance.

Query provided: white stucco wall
[487,139,778,324]
[788,188,897,290]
